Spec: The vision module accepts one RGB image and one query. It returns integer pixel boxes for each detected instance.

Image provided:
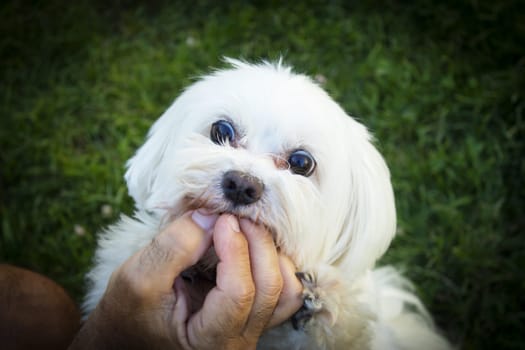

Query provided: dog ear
[124,104,180,209]
[330,118,397,278]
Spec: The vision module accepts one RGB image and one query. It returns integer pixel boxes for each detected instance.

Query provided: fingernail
[191,210,218,231]
[226,215,240,233]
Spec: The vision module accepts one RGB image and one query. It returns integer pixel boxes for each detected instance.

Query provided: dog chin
[175,195,272,231]
[174,194,280,293]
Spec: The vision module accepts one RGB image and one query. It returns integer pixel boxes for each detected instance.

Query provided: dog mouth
[181,194,271,230]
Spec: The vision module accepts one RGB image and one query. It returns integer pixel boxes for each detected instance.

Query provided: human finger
[184,215,256,349]
[239,219,283,336]
[266,254,303,328]
[117,210,218,295]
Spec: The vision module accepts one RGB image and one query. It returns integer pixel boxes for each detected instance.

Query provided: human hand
[69,211,302,350]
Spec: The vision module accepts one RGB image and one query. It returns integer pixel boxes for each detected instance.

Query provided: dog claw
[291,271,321,331]
[295,271,314,284]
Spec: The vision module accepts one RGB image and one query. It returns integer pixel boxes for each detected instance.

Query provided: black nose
[221,170,264,206]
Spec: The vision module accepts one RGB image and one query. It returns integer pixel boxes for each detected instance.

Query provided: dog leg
[287,266,373,349]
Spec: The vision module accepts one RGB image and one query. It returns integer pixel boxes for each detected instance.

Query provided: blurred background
[1,1,523,348]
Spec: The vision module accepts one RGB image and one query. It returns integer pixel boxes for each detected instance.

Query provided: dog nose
[221,170,264,205]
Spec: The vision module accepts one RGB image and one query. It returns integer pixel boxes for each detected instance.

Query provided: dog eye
[288,150,316,177]
[210,120,235,145]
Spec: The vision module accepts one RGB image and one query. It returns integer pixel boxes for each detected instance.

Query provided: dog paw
[291,272,323,330]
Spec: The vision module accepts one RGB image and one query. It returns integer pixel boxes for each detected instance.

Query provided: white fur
[84,59,452,349]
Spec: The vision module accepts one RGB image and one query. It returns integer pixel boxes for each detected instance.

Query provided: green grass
[1,1,523,349]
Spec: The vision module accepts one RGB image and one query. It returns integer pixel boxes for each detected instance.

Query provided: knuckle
[147,232,195,267]
[264,273,284,300]
[151,235,174,259]
[232,282,256,308]
[158,227,201,264]
[230,232,249,252]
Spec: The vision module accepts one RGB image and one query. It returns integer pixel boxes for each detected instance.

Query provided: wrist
[67,310,110,349]
[68,302,137,350]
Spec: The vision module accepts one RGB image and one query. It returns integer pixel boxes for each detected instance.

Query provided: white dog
[84,59,452,350]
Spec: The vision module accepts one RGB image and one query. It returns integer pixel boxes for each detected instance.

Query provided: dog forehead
[196,65,345,150]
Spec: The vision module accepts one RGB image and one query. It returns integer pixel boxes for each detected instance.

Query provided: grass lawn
[1,1,523,349]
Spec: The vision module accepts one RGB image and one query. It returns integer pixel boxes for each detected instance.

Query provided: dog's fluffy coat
[84,59,451,349]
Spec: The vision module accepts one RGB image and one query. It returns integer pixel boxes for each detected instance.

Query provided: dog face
[124,59,396,279]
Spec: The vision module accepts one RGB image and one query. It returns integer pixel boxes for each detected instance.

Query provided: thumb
[125,211,218,293]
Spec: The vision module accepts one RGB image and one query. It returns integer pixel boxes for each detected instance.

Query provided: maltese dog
[83,59,451,349]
